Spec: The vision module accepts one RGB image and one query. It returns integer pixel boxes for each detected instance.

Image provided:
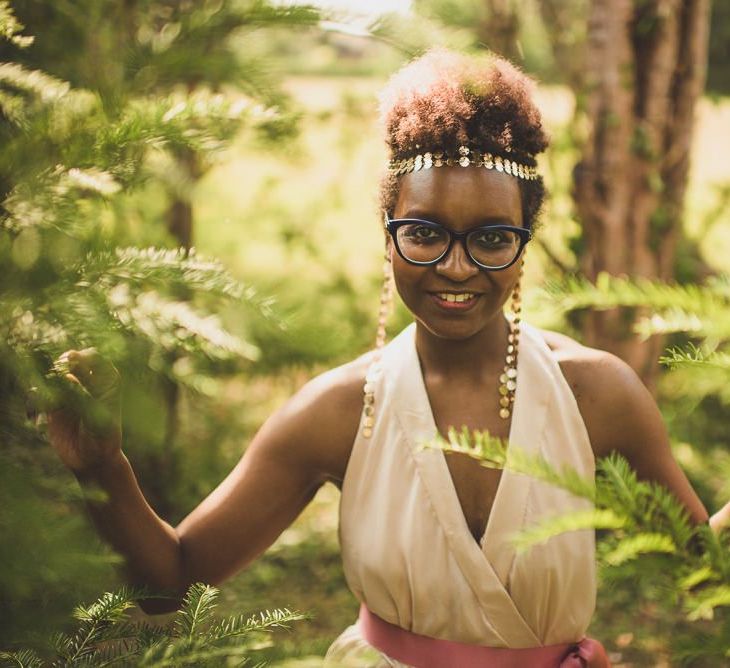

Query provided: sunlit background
[2,1,730,665]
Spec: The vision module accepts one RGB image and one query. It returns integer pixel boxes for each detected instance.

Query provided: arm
[48,350,364,612]
[556,346,709,526]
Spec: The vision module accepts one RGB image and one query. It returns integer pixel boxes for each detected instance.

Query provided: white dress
[325,322,597,666]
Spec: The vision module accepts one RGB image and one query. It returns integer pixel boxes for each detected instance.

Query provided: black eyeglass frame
[385,217,532,271]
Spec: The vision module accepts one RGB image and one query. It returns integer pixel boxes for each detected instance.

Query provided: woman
[48,50,728,667]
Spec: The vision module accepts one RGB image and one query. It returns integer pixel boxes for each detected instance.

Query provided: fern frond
[81,247,272,313]
[205,608,305,642]
[513,508,626,552]
[429,428,596,501]
[679,566,718,591]
[541,273,727,315]
[0,2,34,48]
[0,62,69,103]
[686,585,730,621]
[433,426,508,468]
[634,309,704,338]
[105,286,260,361]
[660,346,730,371]
[71,588,138,624]
[174,583,220,640]
[645,481,695,549]
[596,454,645,520]
[0,649,43,668]
[64,167,121,196]
[53,589,140,663]
[603,533,676,565]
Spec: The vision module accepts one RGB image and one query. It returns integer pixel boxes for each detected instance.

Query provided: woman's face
[390,166,525,341]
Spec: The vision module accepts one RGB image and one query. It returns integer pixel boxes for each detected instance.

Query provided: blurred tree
[1,0,319,502]
[410,0,714,388]
[412,0,520,61]
[0,0,315,649]
[572,0,711,388]
[480,0,520,63]
[536,0,588,91]
[706,0,730,95]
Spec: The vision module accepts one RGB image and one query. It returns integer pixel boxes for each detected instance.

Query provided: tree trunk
[572,0,711,389]
[538,0,589,93]
[479,0,521,63]
[159,148,200,497]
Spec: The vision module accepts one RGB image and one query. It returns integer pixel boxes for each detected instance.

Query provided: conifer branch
[0,1,34,48]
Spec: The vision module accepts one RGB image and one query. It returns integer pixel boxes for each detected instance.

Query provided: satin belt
[358,605,611,668]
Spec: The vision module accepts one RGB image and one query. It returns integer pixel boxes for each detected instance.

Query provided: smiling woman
[47,48,718,668]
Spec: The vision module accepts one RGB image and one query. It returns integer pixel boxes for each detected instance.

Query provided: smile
[430,292,480,311]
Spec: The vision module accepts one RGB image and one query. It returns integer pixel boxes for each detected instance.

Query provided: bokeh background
[2,1,730,665]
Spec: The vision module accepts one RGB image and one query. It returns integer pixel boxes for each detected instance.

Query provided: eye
[472,229,512,247]
[401,224,445,243]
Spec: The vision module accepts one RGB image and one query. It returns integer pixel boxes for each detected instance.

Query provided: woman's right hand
[47,348,122,474]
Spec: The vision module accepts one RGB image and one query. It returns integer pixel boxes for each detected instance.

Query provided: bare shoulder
[538,329,654,459]
[539,329,640,400]
[537,328,708,524]
[255,350,374,485]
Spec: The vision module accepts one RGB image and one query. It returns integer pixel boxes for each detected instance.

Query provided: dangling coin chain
[362,251,524,436]
[362,254,392,439]
[498,257,524,419]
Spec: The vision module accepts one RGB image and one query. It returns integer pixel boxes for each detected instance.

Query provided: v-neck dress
[324,322,597,666]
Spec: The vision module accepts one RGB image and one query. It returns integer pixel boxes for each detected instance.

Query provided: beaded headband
[388,145,538,181]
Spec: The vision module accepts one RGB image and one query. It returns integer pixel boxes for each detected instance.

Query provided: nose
[434,239,479,282]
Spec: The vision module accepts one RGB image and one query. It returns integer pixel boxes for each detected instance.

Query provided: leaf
[513,509,626,552]
[205,608,306,643]
[0,63,69,103]
[604,533,676,566]
[175,583,220,640]
[427,428,596,501]
[686,585,730,621]
[71,589,137,624]
[660,346,730,371]
[0,1,34,47]
[0,649,43,668]
[679,566,717,591]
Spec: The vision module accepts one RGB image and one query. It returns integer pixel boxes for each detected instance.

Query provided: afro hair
[378,49,549,229]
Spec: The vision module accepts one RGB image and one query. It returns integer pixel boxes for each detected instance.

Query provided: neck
[414,314,510,381]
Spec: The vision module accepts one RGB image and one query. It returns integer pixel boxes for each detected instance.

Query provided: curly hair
[378,49,549,229]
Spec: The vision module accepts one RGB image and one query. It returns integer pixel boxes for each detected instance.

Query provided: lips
[429,291,481,311]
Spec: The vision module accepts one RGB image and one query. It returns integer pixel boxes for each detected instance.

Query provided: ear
[382,210,394,259]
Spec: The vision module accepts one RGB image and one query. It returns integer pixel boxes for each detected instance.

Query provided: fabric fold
[333,321,598,659]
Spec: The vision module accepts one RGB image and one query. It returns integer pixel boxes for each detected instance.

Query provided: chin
[414,312,491,341]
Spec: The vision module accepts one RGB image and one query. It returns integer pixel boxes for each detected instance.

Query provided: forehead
[394,166,523,228]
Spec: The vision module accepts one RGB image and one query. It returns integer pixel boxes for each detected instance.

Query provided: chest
[425,375,510,543]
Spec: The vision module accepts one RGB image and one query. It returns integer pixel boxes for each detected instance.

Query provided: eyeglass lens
[395,222,521,268]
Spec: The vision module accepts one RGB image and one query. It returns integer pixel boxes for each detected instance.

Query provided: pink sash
[358,605,611,668]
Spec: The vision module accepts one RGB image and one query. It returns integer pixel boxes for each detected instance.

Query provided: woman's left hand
[710,500,730,534]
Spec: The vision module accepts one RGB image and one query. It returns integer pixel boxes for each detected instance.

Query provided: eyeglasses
[385,217,531,270]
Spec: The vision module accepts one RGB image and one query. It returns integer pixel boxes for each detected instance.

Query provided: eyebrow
[399,210,518,227]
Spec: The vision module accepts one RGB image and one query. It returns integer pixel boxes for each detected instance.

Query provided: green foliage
[0,0,318,648]
[0,1,32,48]
[707,1,730,96]
[539,272,730,405]
[433,429,730,663]
[0,583,304,667]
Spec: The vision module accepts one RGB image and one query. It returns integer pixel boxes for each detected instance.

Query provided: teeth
[437,292,475,303]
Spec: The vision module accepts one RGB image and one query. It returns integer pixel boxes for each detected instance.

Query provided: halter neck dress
[324,321,597,666]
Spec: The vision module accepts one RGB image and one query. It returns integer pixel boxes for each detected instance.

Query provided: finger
[64,372,88,391]
[59,349,118,398]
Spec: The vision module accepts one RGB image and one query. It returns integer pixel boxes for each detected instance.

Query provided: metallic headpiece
[388,145,538,181]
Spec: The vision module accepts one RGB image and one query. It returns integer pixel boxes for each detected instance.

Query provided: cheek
[390,258,425,305]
